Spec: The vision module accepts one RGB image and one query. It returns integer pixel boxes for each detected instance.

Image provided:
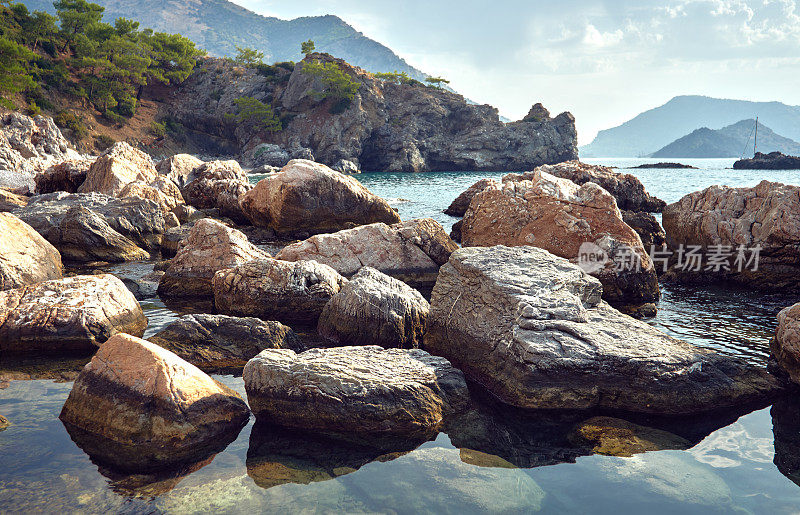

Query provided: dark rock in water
[662,180,800,289]
[629,162,697,169]
[734,151,800,170]
[246,421,425,489]
[57,206,150,262]
[424,246,780,414]
[450,219,463,243]
[317,267,429,349]
[213,258,346,324]
[243,346,469,438]
[444,178,497,217]
[148,314,301,371]
[59,333,250,472]
[0,414,8,431]
[771,303,800,386]
[13,192,167,254]
[0,275,146,354]
[772,395,800,487]
[567,416,691,457]
[121,271,163,301]
[621,210,667,251]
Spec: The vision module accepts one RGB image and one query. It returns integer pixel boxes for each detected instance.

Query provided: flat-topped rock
[158,219,268,298]
[276,218,457,286]
[0,212,62,290]
[13,192,167,254]
[239,159,401,235]
[423,245,779,414]
[318,267,429,349]
[663,180,800,288]
[59,333,250,471]
[213,258,347,324]
[0,274,146,354]
[149,314,301,371]
[243,346,469,436]
[460,170,659,311]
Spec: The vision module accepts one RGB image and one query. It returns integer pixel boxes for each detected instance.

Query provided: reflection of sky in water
[4,160,800,511]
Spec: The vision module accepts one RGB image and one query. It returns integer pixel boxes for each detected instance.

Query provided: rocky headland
[733,151,800,170]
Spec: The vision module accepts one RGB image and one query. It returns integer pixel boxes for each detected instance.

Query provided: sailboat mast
[754,116,758,156]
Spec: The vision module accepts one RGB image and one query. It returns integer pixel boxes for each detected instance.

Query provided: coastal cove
[3,159,800,513]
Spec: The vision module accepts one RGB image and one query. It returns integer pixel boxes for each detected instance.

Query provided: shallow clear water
[4,159,800,513]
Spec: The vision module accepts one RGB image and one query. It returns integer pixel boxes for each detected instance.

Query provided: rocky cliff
[164,54,578,172]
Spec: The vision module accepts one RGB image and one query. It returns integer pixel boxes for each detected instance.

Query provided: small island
[734,152,800,170]
[629,163,698,169]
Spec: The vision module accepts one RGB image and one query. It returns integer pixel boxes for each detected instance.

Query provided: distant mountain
[651,120,800,158]
[580,96,800,157]
[20,0,428,80]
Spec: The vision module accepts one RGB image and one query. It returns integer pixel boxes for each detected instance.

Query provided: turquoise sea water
[3,159,800,513]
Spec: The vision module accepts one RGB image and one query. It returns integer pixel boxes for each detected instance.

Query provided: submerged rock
[0,212,62,290]
[149,314,301,371]
[213,258,347,324]
[239,159,401,235]
[663,180,800,289]
[13,192,167,254]
[771,396,800,486]
[243,346,469,437]
[0,274,146,354]
[276,218,457,286]
[771,303,800,385]
[423,245,779,414]
[460,170,659,311]
[318,267,429,349]
[59,333,250,472]
[568,416,692,457]
[158,219,268,298]
[0,414,7,431]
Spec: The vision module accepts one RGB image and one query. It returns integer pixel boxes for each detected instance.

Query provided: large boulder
[78,142,157,196]
[0,274,147,354]
[34,159,92,194]
[0,212,62,290]
[0,113,83,194]
[444,178,498,217]
[56,206,151,262]
[156,153,204,188]
[663,180,800,289]
[276,218,457,286]
[238,159,401,235]
[514,161,666,212]
[243,346,469,436]
[460,170,659,311]
[158,219,268,298]
[771,303,800,385]
[148,314,301,371]
[213,258,346,324]
[59,333,250,471]
[423,245,778,414]
[13,192,167,255]
[181,160,251,223]
[318,267,429,349]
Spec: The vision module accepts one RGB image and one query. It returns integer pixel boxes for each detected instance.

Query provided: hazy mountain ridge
[19,0,429,80]
[581,96,800,157]
[652,120,800,158]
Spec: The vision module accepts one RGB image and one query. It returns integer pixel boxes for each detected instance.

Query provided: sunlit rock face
[0,212,62,291]
[60,333,250,472]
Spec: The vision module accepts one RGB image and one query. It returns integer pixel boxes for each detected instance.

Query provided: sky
[231,0,800,145]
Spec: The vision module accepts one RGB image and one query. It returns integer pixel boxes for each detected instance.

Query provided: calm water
[3,159,800,513]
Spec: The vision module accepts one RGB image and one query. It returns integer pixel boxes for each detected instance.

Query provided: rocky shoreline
[734,151,800,170]
[1,111,797,482]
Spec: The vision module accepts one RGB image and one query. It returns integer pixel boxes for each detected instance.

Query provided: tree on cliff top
[425,76,450,88]
[302,59,360,111]
[228,96,281,133]
[234,45,264,67]
[301,39,315,56]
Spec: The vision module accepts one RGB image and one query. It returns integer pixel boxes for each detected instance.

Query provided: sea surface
[3,158,800,513]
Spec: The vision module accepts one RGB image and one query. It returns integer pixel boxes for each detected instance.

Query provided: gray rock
[149,314,301,371]
[122,271,163,300]
[57,206,150,262]
[331,159,360,174]
[318,267,429,349]
[181,160,252,224]
[13,192,167,253]
[213,258,347,324]
[243,346,469,436]
[423,245,779,414]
